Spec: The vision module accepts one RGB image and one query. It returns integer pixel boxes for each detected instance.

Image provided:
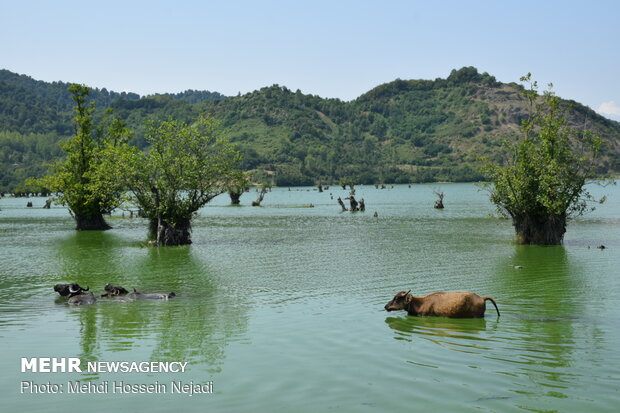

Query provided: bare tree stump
[337,197,347,211]
[434,190,445,209]
[252,187,268,206]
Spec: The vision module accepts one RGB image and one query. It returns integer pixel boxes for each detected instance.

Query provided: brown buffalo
[385,290,500,318]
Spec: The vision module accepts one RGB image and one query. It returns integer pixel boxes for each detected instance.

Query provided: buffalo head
[54,283,89,297]
[101,284,129,297]
[384,290,411,312]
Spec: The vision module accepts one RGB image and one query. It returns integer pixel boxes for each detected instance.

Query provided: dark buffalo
[68,292,97,305]
[129,289,176,300]
[101,284,129,297]
[54,283,89,297]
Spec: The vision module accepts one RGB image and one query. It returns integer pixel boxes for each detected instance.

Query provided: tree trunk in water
[337,197,347,211]
[229,191,241,205]
[252,187,267,206]
[348,195,359,211]
[149,218,192,246]
[74,213,111,230]
[513,213,566,245]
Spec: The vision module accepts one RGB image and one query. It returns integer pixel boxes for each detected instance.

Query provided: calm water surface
[1,183,619,412]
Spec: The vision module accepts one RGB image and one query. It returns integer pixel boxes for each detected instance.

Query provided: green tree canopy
[36,84,131,230]
[125,116,242,245]
[483,74,604,244]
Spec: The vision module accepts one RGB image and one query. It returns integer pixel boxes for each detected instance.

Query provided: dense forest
[1,67,619,192]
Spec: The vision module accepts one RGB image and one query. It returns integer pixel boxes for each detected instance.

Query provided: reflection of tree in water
[492,245,606,398]
[58,235,248,374]
[56,231,125,373]
[71,306,101,378]
[56,231,124,283]
[497,245,577,314]
[143,247,248,371]
[496,245,579,345]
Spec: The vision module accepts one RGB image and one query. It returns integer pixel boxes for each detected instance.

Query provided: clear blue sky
[1,0,619,120]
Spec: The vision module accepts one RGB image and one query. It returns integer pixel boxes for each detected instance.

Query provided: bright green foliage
[227,171,251,204]
[483,74,603,244]
[125,116,242,245]
[36,84,132,230]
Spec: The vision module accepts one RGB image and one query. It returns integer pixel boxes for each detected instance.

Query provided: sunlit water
[1,183,619,412]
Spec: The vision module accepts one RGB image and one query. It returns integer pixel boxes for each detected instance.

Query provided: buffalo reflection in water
[385,315,493,352]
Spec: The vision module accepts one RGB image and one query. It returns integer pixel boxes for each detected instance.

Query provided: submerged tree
[483,74,604,244]
[36,84,131,230]
[227,172,250,205]
[251,182,271,206]
[433,189,445,209]
[126,116,242,246]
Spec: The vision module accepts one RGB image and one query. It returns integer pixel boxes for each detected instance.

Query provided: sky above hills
[1,0,619,120]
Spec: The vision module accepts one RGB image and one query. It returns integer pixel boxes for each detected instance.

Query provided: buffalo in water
[67,292,97,305]
[129,288,176,300]
[385,290,500,318]
[101,284,129,297]
[53,284,175,304]
[54,283,89,297]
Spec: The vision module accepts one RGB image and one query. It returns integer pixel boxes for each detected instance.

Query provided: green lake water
[1,183,619,412]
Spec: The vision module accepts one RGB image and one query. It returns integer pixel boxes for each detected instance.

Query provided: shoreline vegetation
[5,178,618,199]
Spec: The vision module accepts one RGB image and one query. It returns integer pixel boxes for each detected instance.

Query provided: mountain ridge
[1,67,618,192]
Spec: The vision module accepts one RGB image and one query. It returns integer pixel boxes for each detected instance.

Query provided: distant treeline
[1,66,619,192]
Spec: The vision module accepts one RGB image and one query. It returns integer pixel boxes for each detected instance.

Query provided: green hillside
[1,67,619,192]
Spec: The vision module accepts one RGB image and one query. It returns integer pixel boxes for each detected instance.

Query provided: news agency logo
[20,358,188,373]
[21,358,81,373]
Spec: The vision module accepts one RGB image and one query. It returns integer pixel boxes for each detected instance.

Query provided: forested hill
[1,67,619,191]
